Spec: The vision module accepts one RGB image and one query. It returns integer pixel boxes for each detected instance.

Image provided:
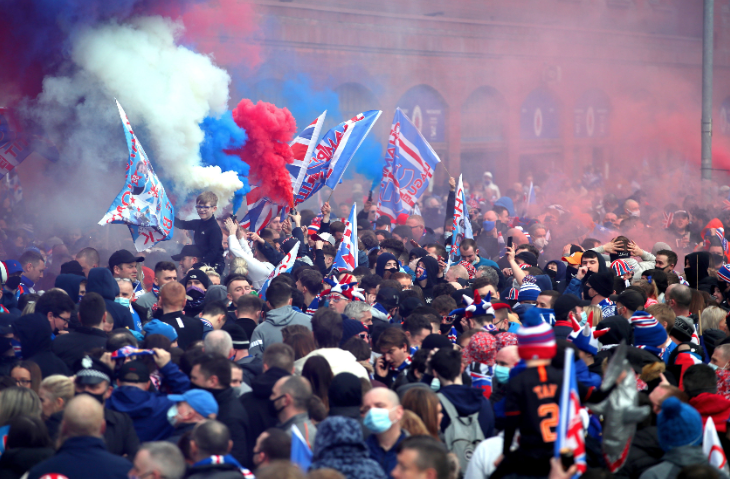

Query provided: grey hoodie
[249,305,311,356]
[639,445,729,479]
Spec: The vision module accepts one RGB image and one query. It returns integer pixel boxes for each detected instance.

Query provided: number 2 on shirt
[537,403,558,443]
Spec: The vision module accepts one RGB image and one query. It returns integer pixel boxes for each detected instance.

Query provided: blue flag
[99,100,174,251]
[290,423,313,471]
[333,203,358,272]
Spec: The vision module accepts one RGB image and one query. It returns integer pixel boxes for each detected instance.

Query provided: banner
[377,108,441,221]
[554,347,587,476]
[99,100,174,252]
[333,203,358,271]
[259,241,300,300]
[449,174,473,265]
[294,110,381,205]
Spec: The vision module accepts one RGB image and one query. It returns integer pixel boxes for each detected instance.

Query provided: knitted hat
[657,397,703,451]
[586,272,614,298]
[465,331,497,366]
[610,259,633,277]
[515,252,538,267]
[517,276,541,302]
[671,316,695,343]
[625,258,639,273]
[718,265,730,283]
[631,311,668,349]
[567,312,608,356]
[517,307,557,360]
[322,274,365,302]
[340,318,367,345]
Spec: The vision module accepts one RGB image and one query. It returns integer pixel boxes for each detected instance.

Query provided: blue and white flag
[240,185,285,234]
[288,111,327,206]
[295,110,381,204]
[99,100,174,252]
[377,108,441,221]
[555,347,587,476]
[258,241,300,300]
[333,203,358,272]
[449,174,473,265]
[290,423,313,471]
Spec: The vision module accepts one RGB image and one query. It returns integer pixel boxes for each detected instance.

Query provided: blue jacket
[367,430,408,479]
[54,274,85,304]
[106,362,190,442]
[28,436,132,479]
[438,384,495,438]
[85,267,134,330]
[574,358,602,390]
[564,277,582,298]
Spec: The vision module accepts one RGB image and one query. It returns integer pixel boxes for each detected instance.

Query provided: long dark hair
[301,356,333,412]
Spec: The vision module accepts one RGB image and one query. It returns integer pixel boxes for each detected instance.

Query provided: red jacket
[689,392,730,433]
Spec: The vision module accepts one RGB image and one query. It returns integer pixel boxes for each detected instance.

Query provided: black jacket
[614,426,663,479]
[175,215,225,273]
[239,366,291,469]
[13,313,70,377]
[0,447,55,479]
[86,268,134,330]
[416,256,444,305]
[210,387,249,467]
[159,311,204,351]
[45,408,138,457]
[185,462,245,479]
[27,436,132,479]
[52,327,108,370]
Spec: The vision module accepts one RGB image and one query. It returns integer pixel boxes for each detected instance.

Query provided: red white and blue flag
[259,241,300,300]
[376,108,441,221]
[288,111,327,206]
[555,347,587,476]
[449,174,473,265]
[294,110,381,205]
[240,185,285,234]
[703,417,730,474]
[333,203,358,271]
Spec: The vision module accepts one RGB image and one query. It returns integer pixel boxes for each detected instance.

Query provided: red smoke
[228,99,296,207]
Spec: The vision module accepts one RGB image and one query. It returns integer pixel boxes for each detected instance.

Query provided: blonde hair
[22,301,36,315]
[701,305,726,331]
[0,387,41,426]
[230,257,249,277]
[196,191,218,207]
[40,375,75,406]
[583,305,603,325]
[200,266,220,280]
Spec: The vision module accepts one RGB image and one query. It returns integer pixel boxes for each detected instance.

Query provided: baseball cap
[561,252,583,265]
[554,294,591,321]
[312,232,336,247]
[143,319,178,342]
[74,356,113,386]
[168,390,219,418]
[109,250,144,268]
[118,360,150,383]
[171,245,203,262]
[4,260,22,275]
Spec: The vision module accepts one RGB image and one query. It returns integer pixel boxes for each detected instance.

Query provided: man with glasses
[35,289,75,337]
[174,191,225,274]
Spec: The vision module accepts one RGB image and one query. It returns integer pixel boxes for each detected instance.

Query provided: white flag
[703,417,730,473]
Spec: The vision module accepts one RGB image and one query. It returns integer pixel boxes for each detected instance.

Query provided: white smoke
[29,16,242,211]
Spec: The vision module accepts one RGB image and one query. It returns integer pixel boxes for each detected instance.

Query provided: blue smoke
[344,134,384,190]
[199,111,250,213]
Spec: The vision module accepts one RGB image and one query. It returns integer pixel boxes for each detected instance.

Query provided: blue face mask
[430,378,441,391]
[493,365,510,384]
[579,311,588,327]
[416,268,427,282]
[115,297,130,308]
[364,407,393,434]
[482,220,496,232]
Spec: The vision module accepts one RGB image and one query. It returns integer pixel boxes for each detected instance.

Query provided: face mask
[534,238,548,250]
[231,385,246,398]
[430,378,441,391]
[710,363,719,371]
[187,286,206,308]
[493,365,510,384]
[482,220,496,232]
[579,311,588,327]
[385,267,399,275]
[269,395,285,417]
[416,269,427,281]
[628,209,640,218]
[114,297,130,308]
[364,407,393,434]
[545,269,556,279]
[76,391,105,405]
[167,404,179,426]
[78,294,84,303]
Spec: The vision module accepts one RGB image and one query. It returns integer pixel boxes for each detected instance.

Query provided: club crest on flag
[99,100,174,252]
[333,203,358,272]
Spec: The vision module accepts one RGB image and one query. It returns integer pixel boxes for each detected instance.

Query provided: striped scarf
[391,355,412,372]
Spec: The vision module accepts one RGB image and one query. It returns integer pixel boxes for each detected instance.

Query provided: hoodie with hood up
[85,267,134,330]
[54,274,84,303]
[249,305,311,357]
[13,313,70,377]
[563,251,610,299]
[415,255,444,304]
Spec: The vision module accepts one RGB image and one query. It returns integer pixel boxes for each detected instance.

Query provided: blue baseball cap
[168,390,218,418]
[143,319,178,342]
[5,260,22,275]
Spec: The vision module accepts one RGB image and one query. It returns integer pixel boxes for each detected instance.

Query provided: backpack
[437,392,485,472]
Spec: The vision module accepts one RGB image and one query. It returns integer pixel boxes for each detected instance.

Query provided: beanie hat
[671,316,695,343]
[586,272,614,298]
[517,276,541,303]
[718,265,730,283]
[515,252,538,267]
[610,259,633,277]
[631,311,668,349]
[465,331,497,366]
[517,307,556,360]
[340,318,367,346]
[657,397,703,451]
[625,258,639,273]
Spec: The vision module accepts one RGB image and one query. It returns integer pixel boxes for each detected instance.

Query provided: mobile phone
[507,236,513,249]
[368,190,373,202]
[560,448,574,471]
[230,214,237,222]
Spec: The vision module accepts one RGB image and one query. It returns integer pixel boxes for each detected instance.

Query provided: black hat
[171,245,203,262]
[615,289,645,313]
[421,333,453,350]
[118,360,150,383]
[399,297,423,319]
[183,269,211,290]
[515,252,538,267]
[74,356,113,385]
[554,294,591,321]
[376,287,400,310]
[586,272,614,299]
[60,260,85,277]
[109,250,144,268]
[225,323,249,350]
[671,316,695,343]
[328,372,363,409]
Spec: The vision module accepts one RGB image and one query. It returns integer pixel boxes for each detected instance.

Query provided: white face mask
[627,209,640,218]
[534,238,548,250]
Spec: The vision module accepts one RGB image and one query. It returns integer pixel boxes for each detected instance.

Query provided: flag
[258,241,300,300]
[522,182,535,217]
[663,211,674,229]
[0,107,59,180]
[294,110,382,205]
[376,108,441,221]
[449,174,473,265]
[99,100,174,252]
[703,417,730,473]
[240,185,285,234]
[333,203,358,271]
[555,348,587,476]
[468,363,493,399]
[290,424,313,470]
[288,111,327,205]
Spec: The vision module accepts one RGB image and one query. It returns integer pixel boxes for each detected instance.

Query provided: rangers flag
[294,110,381,205]
[377,108,441,221]
[555,347,587,476]
[333,203,358,272]
[288,111,327,205]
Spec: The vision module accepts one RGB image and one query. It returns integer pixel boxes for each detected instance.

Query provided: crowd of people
[2,168,730,479]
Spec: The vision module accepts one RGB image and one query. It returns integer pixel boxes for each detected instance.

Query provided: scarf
[391,355,412,372]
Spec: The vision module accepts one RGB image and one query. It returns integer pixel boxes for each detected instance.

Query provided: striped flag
[555,347,587,476]
[333,203,358,272]
[240,185,285,234]
[258,241,300,300]
[289,111,327,206]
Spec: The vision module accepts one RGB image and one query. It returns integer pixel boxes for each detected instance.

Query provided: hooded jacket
[311,416,387,479]
[0,289,20,316]
[563,251,610,299]
[685,252,711,290]
[13,313,70,377]
[416,255,444,304]
[689,392,730,433]
[249,305,311,357]
[106,362,190,442]
[375,253,399,279]
[545,260,567,291]
[54,274,84,303]
[85,267,134,330]
[438,384,494,438]
[51,326,108,370]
